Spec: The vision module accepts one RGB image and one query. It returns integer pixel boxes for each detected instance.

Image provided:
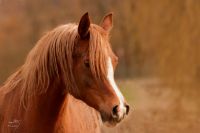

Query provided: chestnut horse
[0,12,129,133]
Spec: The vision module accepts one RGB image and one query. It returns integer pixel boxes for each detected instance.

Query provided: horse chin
[100,111,121,127]
[103,121,118,127]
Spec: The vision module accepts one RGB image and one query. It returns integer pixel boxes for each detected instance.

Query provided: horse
[0,12,129,133]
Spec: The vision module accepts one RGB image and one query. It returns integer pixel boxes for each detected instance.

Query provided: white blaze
[107,57,126,117]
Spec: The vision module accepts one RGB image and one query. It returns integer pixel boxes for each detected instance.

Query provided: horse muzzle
[100,103,130,127]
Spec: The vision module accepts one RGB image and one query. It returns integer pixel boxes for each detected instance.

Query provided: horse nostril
[112,105,119,117]
[125,104,130,115]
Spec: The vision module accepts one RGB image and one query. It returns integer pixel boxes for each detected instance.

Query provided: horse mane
[1,23,111,108]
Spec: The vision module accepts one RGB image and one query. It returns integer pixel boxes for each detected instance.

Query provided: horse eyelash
[84,60,90,68]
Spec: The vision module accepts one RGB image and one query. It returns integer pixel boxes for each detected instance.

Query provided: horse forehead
[75,39,89,53]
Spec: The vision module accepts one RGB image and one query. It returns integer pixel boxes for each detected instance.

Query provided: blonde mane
[1,23,111,107]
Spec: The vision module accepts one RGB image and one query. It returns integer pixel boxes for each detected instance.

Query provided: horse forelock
[89,24,111,80]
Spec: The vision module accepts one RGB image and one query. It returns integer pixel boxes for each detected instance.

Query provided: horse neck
[24,77,68,132]
[53,94,102,133]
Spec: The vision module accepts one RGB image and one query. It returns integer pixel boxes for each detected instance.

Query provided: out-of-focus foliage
[0,0,200,86]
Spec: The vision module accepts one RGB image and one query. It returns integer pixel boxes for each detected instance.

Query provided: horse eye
[84,60,90,68]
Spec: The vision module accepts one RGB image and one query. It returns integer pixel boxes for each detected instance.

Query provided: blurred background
[0,0,200,132]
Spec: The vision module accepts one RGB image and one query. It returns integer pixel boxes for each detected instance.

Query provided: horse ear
[100,12,113,32]
[78,12,90,39]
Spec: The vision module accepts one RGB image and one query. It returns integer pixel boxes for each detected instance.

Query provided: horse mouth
[100,111,125,127]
